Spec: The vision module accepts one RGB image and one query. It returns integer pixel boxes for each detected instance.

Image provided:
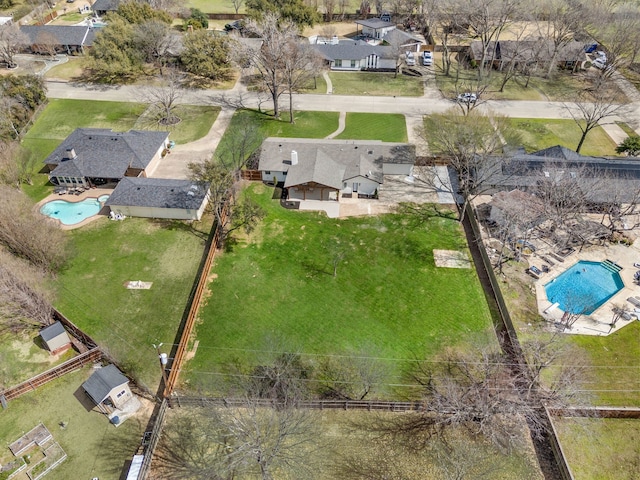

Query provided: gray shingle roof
[355,18,395,29]
[383,28,422,47]
[92,0,121,12]
[45,128,169,179]
[313,40,396,61]
[259,138,413,188]
[40,321,68,343]
[105,177,210,210]
[20,25,96,48]
[82,364,128,405]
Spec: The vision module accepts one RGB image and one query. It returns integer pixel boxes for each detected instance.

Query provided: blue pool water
[544,261,624,314]
[40,198,103,225]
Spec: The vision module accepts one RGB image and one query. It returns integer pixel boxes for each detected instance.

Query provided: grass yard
[615,121,638,137]
[159,105,219,144]
[505,118,618,157]
[435,65,612,102]
[183,184,496,395]
[328,72,424,97]
[0,329,76,389]
[554,417,640,479]
[0,367,147,480]
[44,57,86,82]
[185,0,362,13]
[336,113,408,142]
[54,216,211,391]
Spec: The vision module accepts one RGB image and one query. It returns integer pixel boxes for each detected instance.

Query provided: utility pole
[153,343,169,387]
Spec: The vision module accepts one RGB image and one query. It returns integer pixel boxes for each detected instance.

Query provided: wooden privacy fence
[240,169,262,181]
[163,204,229,397]
[545,406,575,480]
[137,398,168,480]
[0,347,102,403]
[167,396,424,411]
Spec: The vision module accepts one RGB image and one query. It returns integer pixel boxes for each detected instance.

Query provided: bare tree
[565,90,627,154]
[241,12,299,118]
[420,108,519,221]
[281,38,324,123]
[0,23,27,68]
[316,347,387,399]
[139,69,184,127]
[230,0,244,14]
[323,0,336,21]
[0,186,69,271]
[0,250,53,333]
[134,19,179,72]
[33,31,58,59]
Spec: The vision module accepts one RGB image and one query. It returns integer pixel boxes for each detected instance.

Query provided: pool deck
[531,239,640,336]
[37,188,113,230]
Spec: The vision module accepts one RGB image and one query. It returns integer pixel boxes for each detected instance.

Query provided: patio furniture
[627,297,640,308]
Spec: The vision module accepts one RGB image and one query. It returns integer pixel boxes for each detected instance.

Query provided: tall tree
[281,38,324,123]
[246,0,320,27]
[565,90,627,154]
[0,23,27,68]
[114,0,173,24]
[242,12,299,118]
[134,19,178,69]
[87,16,144,82]
[180,30,232,83]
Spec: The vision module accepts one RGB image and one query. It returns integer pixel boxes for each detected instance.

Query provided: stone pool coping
[37,188,113,230]
[531,240,640,336]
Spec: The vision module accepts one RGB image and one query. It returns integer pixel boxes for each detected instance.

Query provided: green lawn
[336,113,408,142]
[329,72,424,97]
[54,216,211,391]
[435,65,597,102]
[163,105,220,144]
[568,322,640,407]
[0,367,145,480]
[554,417,640,479]
[505,118,618,157]
[183,184,496,395]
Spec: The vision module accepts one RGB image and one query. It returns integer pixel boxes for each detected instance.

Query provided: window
[351,60,356,68]
[335,59,342,67]
[265,171,271,175]
[116,389,127,398]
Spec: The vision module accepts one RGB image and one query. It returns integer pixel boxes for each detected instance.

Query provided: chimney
[63,148,77,161]
[331,35,339,45]
[291,150,298,165]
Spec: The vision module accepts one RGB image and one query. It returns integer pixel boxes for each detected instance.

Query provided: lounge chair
[627,297,640,308]
[529,265,543,276]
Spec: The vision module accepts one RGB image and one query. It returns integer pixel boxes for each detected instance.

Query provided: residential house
[19,25,96,55]
[105,177,210,221]
[481,145,640,204]
[92,0,121,16]
[468,40,588,71]
[258,138,415,201]
[313,39,397,70]
[43,128,170,189]
[39,321,72,355]
[82,364,133,414]
[488,189,545,232]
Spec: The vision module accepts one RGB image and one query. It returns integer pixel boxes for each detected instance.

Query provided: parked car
[593,57,607,69]
[422,50,433,66]
[457,92,477,103]
[405,51,416,66]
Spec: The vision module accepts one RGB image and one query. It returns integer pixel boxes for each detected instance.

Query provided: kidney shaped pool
[40,197,107,226]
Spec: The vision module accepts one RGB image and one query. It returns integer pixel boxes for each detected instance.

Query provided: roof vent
[368,150,373,155]
[190,185,198,190]
[291,150,298,165]
[63,148,77,161]
[187,191,195,196]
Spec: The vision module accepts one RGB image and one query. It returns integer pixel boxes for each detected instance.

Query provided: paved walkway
[325,111,346,139]
[322,72,333,94]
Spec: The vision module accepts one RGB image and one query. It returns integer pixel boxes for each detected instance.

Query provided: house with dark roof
[19,25,96,55]
[481,145,640,204]
[355,18,397,40]
[92,0,121,16]
[43,128,170,189]
[39,321,72,355]
[312,39,398,70]
[105,177,210,221]
[468,40,588,71]
[82,364,132,414]
[258,138,414,201]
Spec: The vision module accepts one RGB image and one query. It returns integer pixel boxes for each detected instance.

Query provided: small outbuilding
[39,321,72,355]
[82,364,133,414]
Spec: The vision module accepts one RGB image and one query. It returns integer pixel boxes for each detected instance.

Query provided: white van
[422,50,433,66]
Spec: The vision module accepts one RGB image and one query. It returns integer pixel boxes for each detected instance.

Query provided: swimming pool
[40,198,105,226]
[544,261,624,315]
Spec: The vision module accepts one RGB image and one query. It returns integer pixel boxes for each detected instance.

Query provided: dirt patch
[433,249,471,268]
[302,21,358,38]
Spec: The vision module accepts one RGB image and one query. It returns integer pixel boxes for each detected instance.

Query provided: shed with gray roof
[39,321,71,355]
[92,0,121,16]
[44,128,169,189]
[259,138,414,201]
[82,364,132,413]
[105,177,210,220]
